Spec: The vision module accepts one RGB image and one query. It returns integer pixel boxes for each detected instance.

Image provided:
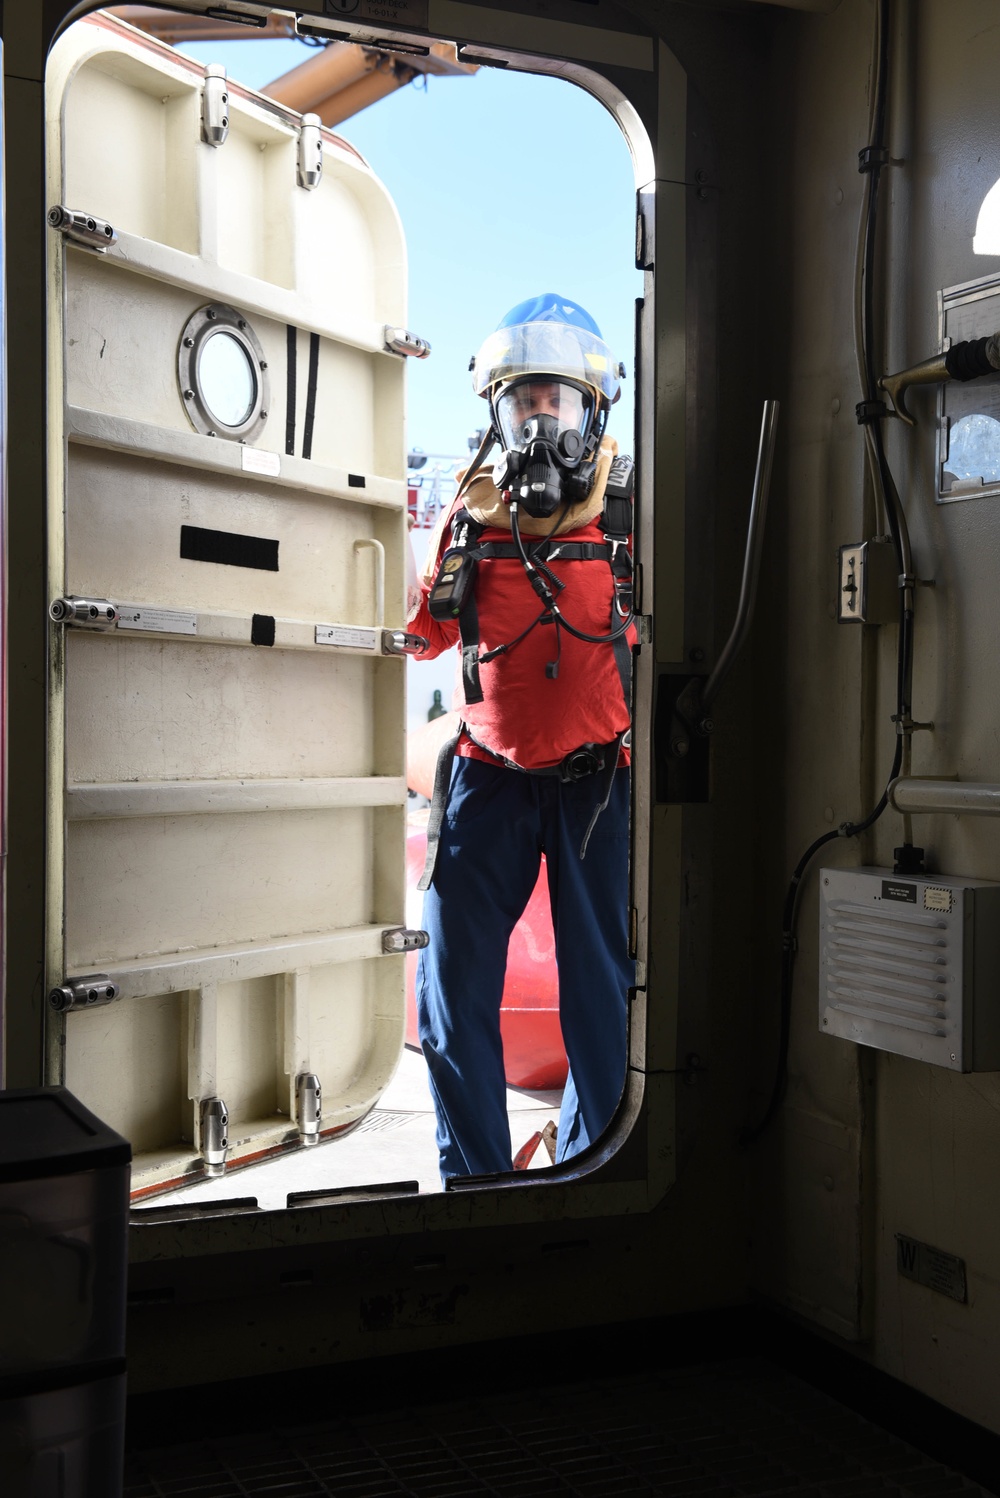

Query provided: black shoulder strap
[448,510,486,705]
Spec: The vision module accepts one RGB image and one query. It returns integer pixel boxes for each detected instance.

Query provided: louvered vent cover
[820,867,1000,1071]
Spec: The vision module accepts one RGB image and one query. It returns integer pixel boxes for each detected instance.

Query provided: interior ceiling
[107,7,476,127]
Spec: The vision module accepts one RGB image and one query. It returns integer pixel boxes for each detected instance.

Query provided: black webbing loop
[417,723,463,892]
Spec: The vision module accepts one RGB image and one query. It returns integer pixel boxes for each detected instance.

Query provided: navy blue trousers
[416,757,631,1182]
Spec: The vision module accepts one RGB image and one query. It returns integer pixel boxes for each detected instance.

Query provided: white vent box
[819,867,1000,1071]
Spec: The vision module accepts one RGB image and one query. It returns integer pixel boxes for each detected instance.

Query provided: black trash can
[0,1087,130,1496]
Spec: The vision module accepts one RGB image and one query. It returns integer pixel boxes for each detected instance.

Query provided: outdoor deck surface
[151,1046,561,1209]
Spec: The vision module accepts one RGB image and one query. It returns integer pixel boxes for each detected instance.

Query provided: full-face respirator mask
[470,297,621,518]
[489,376,605,518]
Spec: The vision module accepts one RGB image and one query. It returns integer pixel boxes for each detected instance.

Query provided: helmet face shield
[473,320,620,405]
[494,378,594,459]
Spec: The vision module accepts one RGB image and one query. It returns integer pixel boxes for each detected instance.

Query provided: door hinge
[297,113,323,190]
[295,1072,322,1146]
[382,928,430,954]
[201,63,229,148]
[384,326,431,359]
[199,1097,229,1176]
[48,974,121,1013]
[47,204,118,252]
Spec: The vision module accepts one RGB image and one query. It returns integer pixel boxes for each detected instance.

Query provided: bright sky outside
[177,36,643,463]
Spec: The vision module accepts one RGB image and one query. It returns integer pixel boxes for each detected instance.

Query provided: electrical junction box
[819,867,1000,1071]
[837,538,897,623]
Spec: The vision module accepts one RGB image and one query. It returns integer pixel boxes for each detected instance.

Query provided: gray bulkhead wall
[753,0,1000,1438]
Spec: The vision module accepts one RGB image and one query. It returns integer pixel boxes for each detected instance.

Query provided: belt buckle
[560,744,603,782]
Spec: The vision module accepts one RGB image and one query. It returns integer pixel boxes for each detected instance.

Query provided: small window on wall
[938,274,1000,503]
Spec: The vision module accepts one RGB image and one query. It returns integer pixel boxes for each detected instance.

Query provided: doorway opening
[47,6,647,1211]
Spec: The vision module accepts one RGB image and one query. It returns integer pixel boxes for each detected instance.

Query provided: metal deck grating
[123,1359,995,1498]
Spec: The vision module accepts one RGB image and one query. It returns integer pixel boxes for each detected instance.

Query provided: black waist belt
[463,726,615,783]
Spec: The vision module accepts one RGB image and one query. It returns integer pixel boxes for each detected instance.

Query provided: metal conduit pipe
[889,779,1000,817]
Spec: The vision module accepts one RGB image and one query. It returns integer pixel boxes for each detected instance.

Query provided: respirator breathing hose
[743,0,910,1146]
[509,501,635,648]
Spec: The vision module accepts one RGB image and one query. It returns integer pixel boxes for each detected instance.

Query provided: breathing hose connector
[879,332,1000,426]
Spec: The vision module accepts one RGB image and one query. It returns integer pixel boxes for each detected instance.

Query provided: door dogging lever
[382,928,430,954]
[50,596,120,629]
[382,629,429,656]
[49,974,121,1012]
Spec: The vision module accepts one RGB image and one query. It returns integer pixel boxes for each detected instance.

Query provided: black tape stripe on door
[180,525,279,572]
[285,325,297,456]
[302,331,320,461]
[251,613,276,646]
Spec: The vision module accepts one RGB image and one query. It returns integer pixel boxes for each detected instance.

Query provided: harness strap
[611,629,633,714]
[473,540,613,562]
[417,721,464,892]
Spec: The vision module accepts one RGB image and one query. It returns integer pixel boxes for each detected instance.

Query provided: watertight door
[45,14,413,1198]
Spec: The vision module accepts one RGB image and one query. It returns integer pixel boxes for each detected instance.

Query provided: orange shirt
[412,517,633,771]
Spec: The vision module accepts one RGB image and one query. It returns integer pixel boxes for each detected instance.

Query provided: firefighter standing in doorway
[410,294,636,1183]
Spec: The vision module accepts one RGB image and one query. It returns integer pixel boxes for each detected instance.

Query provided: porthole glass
[198,330,257,428]
[178,303,269,443]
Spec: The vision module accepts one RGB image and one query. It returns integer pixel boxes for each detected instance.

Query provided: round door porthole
[177,302,270,442]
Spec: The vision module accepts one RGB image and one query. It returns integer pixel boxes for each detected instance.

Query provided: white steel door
[45,13,415,1198]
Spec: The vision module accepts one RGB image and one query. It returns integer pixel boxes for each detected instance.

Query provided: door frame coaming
[2,0,688,1259]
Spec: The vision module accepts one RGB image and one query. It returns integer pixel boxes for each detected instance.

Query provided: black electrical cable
[744,0,908,1147]
[742,737,904,1146]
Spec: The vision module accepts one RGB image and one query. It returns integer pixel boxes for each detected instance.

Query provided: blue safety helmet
[497,293,604,338]
[472,293,621,406]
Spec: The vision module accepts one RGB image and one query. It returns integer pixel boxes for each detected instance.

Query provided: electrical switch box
[819,867,1000,1071]
[837,538,897,623]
